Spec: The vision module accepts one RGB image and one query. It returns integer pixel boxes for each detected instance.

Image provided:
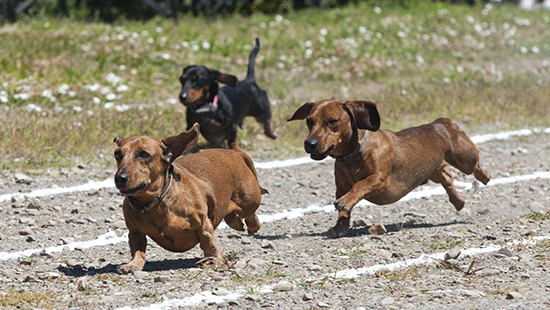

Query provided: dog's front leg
[197,217,222,264]
[118,230,147,273]
[328,172,389,238]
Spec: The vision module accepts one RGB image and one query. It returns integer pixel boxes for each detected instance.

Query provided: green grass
[1,2,550,169]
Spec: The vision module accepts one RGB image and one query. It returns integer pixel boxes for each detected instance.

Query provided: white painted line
[0,179,115,203]
[0,231,127,261]
[5,170,550,261]
[117,234,550,310]
[116,291,243,310]
[1,127,548,202]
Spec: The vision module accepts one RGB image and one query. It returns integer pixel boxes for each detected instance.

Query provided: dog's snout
[115,173,129,186]
[304,139,318,154]
[179,92,188,103]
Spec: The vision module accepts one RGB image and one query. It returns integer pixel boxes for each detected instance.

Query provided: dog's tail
[244,38,260,83]
[241,151,269,195]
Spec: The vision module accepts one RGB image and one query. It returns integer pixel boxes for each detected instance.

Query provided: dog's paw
[117,264,136,275]
[326,226,348,239]
[333,200,349,212]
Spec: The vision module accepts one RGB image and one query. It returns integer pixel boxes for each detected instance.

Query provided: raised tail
[245,38,260,82]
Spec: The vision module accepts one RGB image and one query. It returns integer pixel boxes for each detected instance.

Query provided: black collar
[128,167,174,214]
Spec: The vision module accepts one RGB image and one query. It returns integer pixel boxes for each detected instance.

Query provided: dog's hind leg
[438,119,491,185]
[244,213,260,235]
[224,211,245,232]
[260,121,278,139]
[429,165,465,211]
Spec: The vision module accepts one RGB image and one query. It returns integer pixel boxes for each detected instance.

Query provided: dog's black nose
[304,139,318,153]
[114,173,129,186]
[179,92,187,103]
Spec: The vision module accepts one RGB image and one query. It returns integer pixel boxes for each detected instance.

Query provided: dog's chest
[195,118,228,144]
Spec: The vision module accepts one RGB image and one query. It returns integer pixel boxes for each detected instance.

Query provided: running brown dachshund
[288,100,491,238]
[113,123,265,272]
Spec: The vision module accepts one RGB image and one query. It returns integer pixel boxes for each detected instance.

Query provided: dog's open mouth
[118,182,146,196]
[309,145,334,161]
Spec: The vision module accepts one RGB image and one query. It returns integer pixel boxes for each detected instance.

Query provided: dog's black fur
[179,38,277,149]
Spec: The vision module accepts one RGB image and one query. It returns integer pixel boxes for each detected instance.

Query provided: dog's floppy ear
[113,136,126,147]
[161,123,200,163]
[210,69,238,86]
[287,102,315,121]
[343,101,381,131]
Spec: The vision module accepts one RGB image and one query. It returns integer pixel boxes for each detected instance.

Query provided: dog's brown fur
[288,100,491,238]
[113,123,264,272]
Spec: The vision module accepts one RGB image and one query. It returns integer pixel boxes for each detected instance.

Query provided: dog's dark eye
[306,118,314,128]
[328,119,339,126]
[114,151,122,161]
[138,151,150,159]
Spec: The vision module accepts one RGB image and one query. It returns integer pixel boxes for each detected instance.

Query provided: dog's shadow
[57,258,202,278]
[252,219,470,240]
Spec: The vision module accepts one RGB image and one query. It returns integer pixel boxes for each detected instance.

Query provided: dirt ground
[1,129,550,309]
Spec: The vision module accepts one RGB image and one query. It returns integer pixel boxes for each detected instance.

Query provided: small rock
[26,199,41,210]
[478,268,500,276]
[497,248,513,257]
[19,217,34,224]
[528,201,545,212]
[260,240,274,249]
[302,293,314,301]
[375,249,392,259]
[463,290,484,297]
[317,302,330,308]
[11,193,27,203]
[19,228,34,235]
[307,265,322,271]
[241,238,252,245]
[77,281,90,291]
[476,208,489,215]
[273,282,294,292]
[381,297,394,305]
[213,288,231,296]
[368,223,387,235]
[14,173,32,184]
[60,237,75,244]
[506,292,523,299]
[352,219,368,227]
[444,247,462,261]
[154,276,170,283]
[112,220,127,229]
[132,271,148,279]
[26,235,37,242]
[245,294,262,302]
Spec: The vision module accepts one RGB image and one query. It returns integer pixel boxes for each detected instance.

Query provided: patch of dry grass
[0,290,59,309]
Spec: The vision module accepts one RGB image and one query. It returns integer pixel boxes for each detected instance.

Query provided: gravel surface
[1,131,550,309]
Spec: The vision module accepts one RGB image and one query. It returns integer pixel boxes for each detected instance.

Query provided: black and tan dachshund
[179,38,277,150]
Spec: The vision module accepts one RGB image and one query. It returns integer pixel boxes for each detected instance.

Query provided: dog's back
[174,149,263,228]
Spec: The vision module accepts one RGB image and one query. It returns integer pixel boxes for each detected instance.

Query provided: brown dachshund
[113,123,265,272]
[288,100,491,238]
